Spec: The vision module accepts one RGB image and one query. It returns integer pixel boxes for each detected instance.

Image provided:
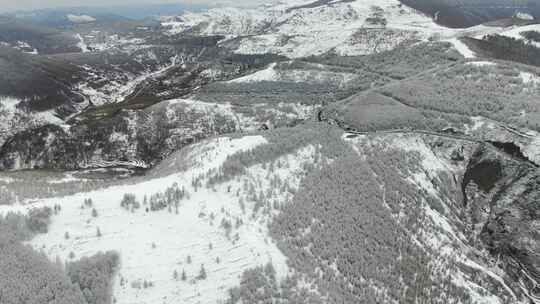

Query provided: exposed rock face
[0,107,238,171]
[463,143,540,302]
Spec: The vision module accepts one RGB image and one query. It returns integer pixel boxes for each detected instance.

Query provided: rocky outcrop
[0,107,237,171]
[463,143,540,302]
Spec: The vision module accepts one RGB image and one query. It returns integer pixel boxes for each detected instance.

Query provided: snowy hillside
[3,121,540,303]
[2,135,318,304]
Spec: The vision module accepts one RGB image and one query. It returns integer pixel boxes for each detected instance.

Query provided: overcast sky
[0,0,260,13]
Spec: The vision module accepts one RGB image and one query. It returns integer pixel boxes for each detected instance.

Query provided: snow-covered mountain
[162,0,444,58]
[1,1,540,304]
[160,0,531,58]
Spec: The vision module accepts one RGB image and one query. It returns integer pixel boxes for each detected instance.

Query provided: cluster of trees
[0,210,119,304]
[316,36,540,131]
[0,170,113,205]
[267,144,472,303]
[66,252,120,304]
[196,78,341,106]
[120,193,140,211]
[324,90,478,133]
[192,79,333,130]
[84,198,93,208]
[365,6,388,27]
[207,123,347,186]
[376,61,540,131]
[0,46,82,108]
[26,206,53,234]
[173,269,187,281]
[521,30,540,43]
[306,41,461,80]
[465,35,540,67]
[212,123,481,303]
[323,90,428,132]
[120,183,189,213]
[482,34,540,67]
[146,182,189,212]
[0,234,88,304]
[226,263,322,304]
[130,279,154,289]
[191,59,384,129]
[0,206,52,240]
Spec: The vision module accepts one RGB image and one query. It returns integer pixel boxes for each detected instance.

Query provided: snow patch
[0,97,21,111]
[519,71,540,85]
[229,63,278,83]
[446,38,475,58]
[391,135,449,172]
[500,24,540,48]
[75,34,90,53]
[515,12,534,21]
[467,61,496,67]
[67,14,96,23]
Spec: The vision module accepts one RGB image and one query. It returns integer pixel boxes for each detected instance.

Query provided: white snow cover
[500,24,540,48]
[229,63,279,83]
[0,96,20,111]
[77,56,180,106]
[161,0,518,58]
[164,98,259,130]
[162,0,468,58]
[0,97,64,148]
[75,34,90,53]
[515,12,535,21]
[520,71,540,85]
[0,136,319,304]
[467,61,497,67]
[67,14,96,23]
[446,38,476,58]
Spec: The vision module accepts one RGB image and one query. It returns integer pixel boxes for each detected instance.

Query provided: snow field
[2,135,319,304]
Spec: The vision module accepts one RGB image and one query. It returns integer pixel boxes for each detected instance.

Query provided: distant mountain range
[3,3,209,28]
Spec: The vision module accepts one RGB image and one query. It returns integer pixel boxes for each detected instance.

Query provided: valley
[0,1,539,304]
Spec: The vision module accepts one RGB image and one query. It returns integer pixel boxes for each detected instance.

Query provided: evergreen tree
[181,269,187,281]
[197,264,207,280]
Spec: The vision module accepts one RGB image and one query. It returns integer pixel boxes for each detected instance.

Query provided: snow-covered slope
[499,24,540,47]
[2,135,318,304]
[2,121,539,303]
[344,133,517,303]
